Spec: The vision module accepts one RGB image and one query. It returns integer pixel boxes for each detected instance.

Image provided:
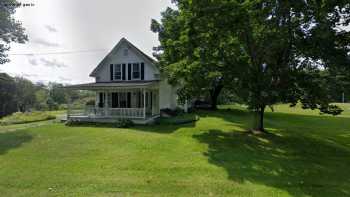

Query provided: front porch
[65,81,160,124]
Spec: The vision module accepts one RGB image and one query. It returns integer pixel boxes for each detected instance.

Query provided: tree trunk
[253,105,266,132]
[210,84,223,110]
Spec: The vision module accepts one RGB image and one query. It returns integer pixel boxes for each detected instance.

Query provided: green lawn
[0,105,350,196]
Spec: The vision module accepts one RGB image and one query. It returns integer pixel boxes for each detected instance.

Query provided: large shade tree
[0,0,28,64]
[154,0,350,131]
[151,7,244,109]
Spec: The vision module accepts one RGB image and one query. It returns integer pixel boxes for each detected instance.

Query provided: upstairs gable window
[123,49,129,56]
[114,64,122,80]
[132,63,140,79]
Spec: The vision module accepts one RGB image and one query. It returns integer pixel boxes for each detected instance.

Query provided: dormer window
[114,64,122,80]
[132,63,140,79]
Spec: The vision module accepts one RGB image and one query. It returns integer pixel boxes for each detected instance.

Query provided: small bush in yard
[114,119,134,128]
[0,111,56,125]
[65,119,79,126]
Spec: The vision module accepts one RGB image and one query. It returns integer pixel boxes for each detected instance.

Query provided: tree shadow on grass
[65,119,196,134]
[194,108,350,196]
[133,120,197,134]
[193,118,350,197]
[199,108,350,144]
[0,131,33,155]
[133,113,199,134]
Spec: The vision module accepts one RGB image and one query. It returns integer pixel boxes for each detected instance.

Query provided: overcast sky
[0,0,174,84]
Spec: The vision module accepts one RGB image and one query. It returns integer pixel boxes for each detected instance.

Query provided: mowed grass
[0,104,350,196]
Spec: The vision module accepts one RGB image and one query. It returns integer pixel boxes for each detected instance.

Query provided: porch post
[151,90,154,116]
[104,90,108,117]
[143,88,146,119]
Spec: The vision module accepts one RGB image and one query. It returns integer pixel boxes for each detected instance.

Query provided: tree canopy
[0,0,28,64]
[152,0,350,131]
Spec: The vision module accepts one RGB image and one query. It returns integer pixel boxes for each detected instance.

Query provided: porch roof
[64,80,160,90]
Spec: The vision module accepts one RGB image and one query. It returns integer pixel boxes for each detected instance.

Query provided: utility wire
[8,49,109,56]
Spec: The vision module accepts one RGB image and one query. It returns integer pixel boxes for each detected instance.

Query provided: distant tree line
[0,73,93,118]
[218,69,350,105]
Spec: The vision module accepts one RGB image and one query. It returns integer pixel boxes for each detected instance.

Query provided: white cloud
[58,76,72,82]
[28,58,38,66]
[32,38,60,47]
[2,0,174,84]
[39,58,68,68]
[21,73,39,78]
[44,25,58,32]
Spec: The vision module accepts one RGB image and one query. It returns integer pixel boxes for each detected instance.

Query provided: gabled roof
[89,38,157,77]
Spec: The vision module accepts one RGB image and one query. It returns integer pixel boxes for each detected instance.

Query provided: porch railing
[68,106,146,119]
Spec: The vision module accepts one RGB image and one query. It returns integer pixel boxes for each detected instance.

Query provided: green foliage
[65,119,82,127]
[151,7,226,108]
[65,119,134,128]
[0,73,95,117]
[46,97,59,111]
[0,111,56,125]
[48,82,67,105]
[34,88,49,110]
[0,0,28,64]
[0,73,17,117]
[14,77,37,112]
[154,0,350,130]
[114,119,134,128]
[85,99,95,106]
[159,113,199,125]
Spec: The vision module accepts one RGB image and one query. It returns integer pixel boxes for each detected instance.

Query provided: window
[114,64,122,80]
[132,63,140,79]
[123,49,128,56]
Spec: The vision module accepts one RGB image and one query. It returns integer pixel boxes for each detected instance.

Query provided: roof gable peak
[90,38,157,77]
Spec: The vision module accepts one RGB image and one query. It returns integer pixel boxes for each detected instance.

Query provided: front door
[111,92,131,108]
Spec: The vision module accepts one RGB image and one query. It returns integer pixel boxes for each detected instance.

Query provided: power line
[8,49,109,56]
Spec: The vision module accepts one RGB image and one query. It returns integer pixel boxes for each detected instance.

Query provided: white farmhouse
[66,38,184,124]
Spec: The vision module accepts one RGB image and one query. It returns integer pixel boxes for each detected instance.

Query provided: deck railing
[68,106,146,119]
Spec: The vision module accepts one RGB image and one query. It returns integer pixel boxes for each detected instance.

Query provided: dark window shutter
[110,64,114,81]
[141,63,145,80]
[122,64,126,80]
[127,92,131,108]
[128,63,131,80]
